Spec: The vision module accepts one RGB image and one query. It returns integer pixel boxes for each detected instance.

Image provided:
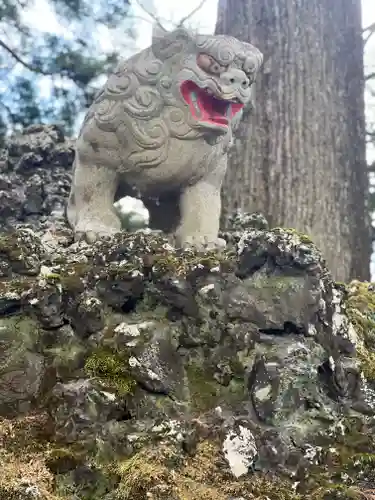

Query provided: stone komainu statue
[66,24,263,247]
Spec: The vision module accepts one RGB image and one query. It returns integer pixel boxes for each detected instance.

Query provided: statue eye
[196,53,226,75]
[246,74,255,85]
[211,61,222,73]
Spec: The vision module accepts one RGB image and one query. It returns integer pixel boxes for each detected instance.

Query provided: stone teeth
[190,92,201,116]
[205,88,214,95]
[226,103,232,117]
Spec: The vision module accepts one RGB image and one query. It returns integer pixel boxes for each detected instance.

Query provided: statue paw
[74,218,121,243]
[178,235,227,251]
[203,237,227,251]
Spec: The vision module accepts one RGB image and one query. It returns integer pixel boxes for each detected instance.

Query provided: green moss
[114,447,171,499]
[344,452,375,480]
[301,416,375,498]
[116,455,153,494]
[43,273,62,282]
[0,413,67,500]
[273,227,314,244]
[84,348,136,396]
[45,447,86,474]
[0,276,36,295]
[112,441,308,500]
[309,483,362,499]
[249,274,305,293]
[59,263,91,294]
[357,347,375,381]
[245,476,302,500]
[228,357,246,378]
[186,364,219,412]
[46,341,86,372]
[186,363,246,413]
[54,465,117,500]
[344,280,375,380]
[345,281,375,342]
[131,298,170,321]
[151,248,235,278]
[0,233,29,261]
[0,316,41,361]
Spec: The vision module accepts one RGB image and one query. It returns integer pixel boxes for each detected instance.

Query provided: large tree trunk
[216,0,371,282]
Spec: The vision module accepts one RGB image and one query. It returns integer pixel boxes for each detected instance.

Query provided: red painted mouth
[180,81,244,128]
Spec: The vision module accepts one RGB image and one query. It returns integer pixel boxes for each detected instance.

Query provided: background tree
[215,0,371,282]
[365,20,375,238]
[0,0,136,143]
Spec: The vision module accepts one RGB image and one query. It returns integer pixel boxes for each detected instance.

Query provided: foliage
[0,0,137,143]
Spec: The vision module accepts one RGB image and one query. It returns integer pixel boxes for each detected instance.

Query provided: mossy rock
[185,362,246,413]
[45,447,87,474]
[344,280,375,380]
[304,416,375,498]
[150,247,236,278]
[113,440,305,500]
[0,413,64,500]
[273,227,314,245]
[84,347,136,396]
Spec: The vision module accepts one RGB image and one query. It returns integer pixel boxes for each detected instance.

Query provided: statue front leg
[66,151,121,243]
[175,157,227,250]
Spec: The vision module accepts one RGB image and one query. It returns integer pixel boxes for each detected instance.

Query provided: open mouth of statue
[180,81,244,128]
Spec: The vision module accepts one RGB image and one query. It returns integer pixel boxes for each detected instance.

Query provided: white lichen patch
[328,356,335,371]
[327,420,346,438]
[22,483,42,498]
[114,321,153,347]
[359,375,375,406]
[191,263,205,271]
[39,265,56,276]
[115,322,140,336]
[222,425,257,478]
[332,288,360,346]
[307,323,317,336]
[85,297,101,307]
[304,444,322,464]
[198,283,215,295]
[318,297,326,315]
[162,243,175,252]
[287,342,309,356]
[237,235,247,256]
[292,481,300,492]
[151,419,182,439]
[146,368,159,380]
[4,290,22,300]
[254,385,272,402]
[215,406,223,417]
[131,269,143,277]
[101,390,117,401]
[128,356,141,368]
[127,434,140,443]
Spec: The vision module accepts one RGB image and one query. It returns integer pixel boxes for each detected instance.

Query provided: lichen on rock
[1,126,375,499]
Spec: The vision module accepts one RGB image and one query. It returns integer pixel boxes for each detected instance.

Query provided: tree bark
[216,0,371,282]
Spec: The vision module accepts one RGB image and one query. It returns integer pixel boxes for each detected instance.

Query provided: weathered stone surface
[0,317,44,418]
[0,124,73,235]
[1,127,375,499]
